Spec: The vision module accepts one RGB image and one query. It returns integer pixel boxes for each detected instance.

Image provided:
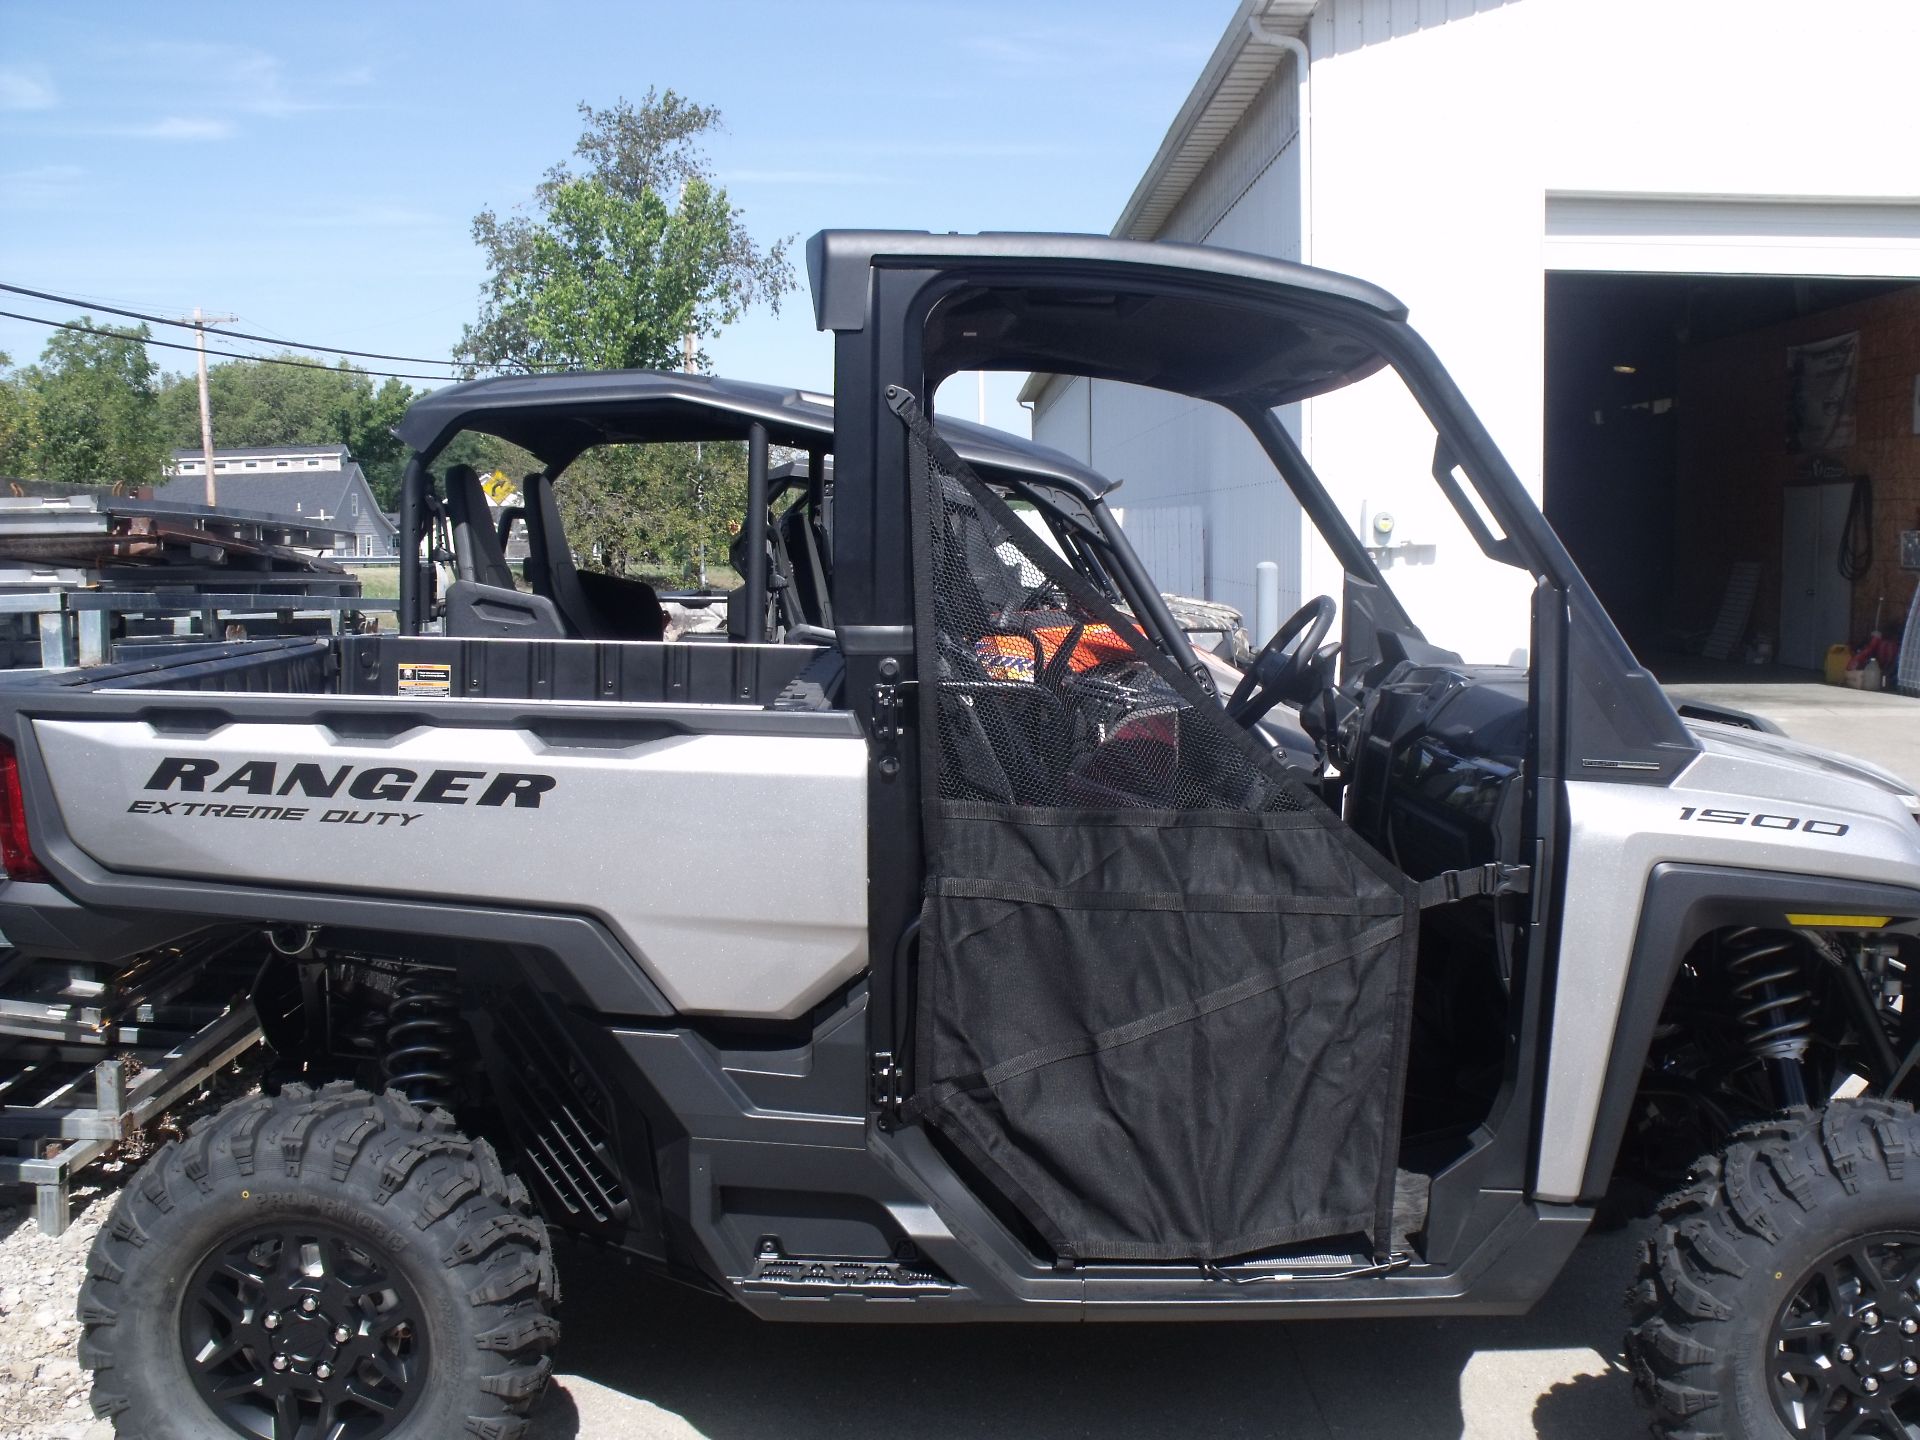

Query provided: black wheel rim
[1771,1230,1920,1438]
[180,1219,429,1440]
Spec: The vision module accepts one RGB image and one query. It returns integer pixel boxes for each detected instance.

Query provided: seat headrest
[444,464,515,590]
[521,471,600,638]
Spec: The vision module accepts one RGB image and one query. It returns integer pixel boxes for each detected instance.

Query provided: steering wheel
[1226,596,1336,727]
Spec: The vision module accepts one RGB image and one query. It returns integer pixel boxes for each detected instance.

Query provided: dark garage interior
[1544,271,1920,678]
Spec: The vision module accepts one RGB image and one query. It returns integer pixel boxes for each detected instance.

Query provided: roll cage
[808,229,1696,784]
[391,369,1201,676]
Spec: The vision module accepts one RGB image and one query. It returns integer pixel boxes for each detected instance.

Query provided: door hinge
[870,679,916,781]
[870,1051,907,1127]
[871,680,917,740]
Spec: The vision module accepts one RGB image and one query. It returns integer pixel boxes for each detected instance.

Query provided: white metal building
[1023,0,1920,667]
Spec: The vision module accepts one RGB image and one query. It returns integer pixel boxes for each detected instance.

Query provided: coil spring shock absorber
[383,970,461,1111]
[1724,926,1814,1109]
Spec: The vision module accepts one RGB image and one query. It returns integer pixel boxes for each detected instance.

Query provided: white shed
[1024,0,1920,671]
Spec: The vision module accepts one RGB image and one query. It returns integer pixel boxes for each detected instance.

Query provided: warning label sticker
[397,662,453,698]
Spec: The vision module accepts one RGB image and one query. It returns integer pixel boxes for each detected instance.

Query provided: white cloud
[130,42,351,117]
[0,164,84,209]
[116,116,234,141]
[0,65,57,111]
[273,201,445,231]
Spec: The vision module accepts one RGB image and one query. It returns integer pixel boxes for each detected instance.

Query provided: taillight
[0,740,49,883]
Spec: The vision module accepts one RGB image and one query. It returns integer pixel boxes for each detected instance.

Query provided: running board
[741,1250,960,1298]
[1075,1250,1398,1284]
[1198,1252,1414,1285]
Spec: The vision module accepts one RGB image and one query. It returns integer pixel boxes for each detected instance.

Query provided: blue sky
[0,1,1218,434]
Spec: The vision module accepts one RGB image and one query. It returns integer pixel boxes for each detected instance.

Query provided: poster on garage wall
[1786,332,1859,452]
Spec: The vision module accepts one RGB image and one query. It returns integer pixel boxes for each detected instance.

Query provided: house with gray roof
[155,444,397,558]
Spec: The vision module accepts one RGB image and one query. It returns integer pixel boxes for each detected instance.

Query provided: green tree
[0,352,41,479]
[25,321,165,487]
[457,91,793,374]
[156,359,421,508]
[455,92,791,582]
[348,378,417,508]
[556,441,747,584]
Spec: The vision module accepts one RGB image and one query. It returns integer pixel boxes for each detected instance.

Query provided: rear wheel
[78,1082,558,1439]
[1628,1099,1920,1439]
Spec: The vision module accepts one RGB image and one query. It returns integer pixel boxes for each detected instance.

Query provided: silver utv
[0,234,1907,1440]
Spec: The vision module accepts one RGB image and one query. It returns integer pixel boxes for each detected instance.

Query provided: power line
[0,309,479,383]
[0,280,569,370]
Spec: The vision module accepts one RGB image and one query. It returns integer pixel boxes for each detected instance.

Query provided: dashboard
[1339,637,1530,883]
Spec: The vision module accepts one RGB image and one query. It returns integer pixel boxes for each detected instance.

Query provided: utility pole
[185,307,237,506]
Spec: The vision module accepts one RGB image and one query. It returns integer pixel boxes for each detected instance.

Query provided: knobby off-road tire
[77,1082,558,1440]
[1628,1099,1920,1439]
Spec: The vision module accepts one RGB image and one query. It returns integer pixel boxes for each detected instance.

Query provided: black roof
[396,370,1116,501]
[806,230,1407,407]
[153,463,394,535]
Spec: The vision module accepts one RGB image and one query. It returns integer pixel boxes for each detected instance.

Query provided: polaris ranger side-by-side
[1,234,1916,1439]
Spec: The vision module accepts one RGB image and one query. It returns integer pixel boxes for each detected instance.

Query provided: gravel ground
[0,1169,120,1440]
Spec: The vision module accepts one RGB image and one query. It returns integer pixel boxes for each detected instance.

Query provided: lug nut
[271,1355,289,1372]
[1904,1359,1917,1377]
[1905,1318,1918,1335]
[1865,1311,1882,1329]
[333,1326,351,1343]
[300,1296,318,1313]
[315,1363,332,1380]
[262,1313,280,1331]
[1865,1376,1882,1394]
[1839,1344,1857,1362]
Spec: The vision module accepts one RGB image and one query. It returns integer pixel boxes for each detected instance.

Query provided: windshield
[1026,359,1536,676]
[1307,363,1536,667]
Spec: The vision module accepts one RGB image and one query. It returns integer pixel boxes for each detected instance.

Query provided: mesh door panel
[920,459,1306,814]
[897,392,1419,1264]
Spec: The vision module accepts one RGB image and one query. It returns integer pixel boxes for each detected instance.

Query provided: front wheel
[1629,1099,1920,1439]
[78,1081,558,1439]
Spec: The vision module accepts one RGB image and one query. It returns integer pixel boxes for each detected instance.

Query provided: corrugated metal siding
[1031,375,1091,459]
[1121,0,1515,241]
[1085,377,1305,620]
[1160,62,1298,246]
[1035,152,1307,618]
[1116,504,1208,598]
[1116,0,1315,241]
[1206,135,1302,260]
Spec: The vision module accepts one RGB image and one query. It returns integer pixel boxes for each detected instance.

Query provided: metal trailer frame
[0,1002,260,1234]
[0,590,396,671]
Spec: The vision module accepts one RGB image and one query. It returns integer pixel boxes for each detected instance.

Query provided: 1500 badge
[1679,806,1849,836]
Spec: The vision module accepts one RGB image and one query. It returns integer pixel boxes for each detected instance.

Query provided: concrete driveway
[529,1226,1646,1439]
[1664,673,1920,787]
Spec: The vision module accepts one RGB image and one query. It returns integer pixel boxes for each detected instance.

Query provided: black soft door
[895,393,1419,1264]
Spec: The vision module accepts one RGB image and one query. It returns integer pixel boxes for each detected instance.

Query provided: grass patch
[346,565,401,599]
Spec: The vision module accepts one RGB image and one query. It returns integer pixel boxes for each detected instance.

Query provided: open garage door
[1542,197,1920,687]
[1545,196,1920,281]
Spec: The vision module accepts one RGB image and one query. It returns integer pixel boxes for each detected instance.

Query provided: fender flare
[1576,862,1920,1201]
